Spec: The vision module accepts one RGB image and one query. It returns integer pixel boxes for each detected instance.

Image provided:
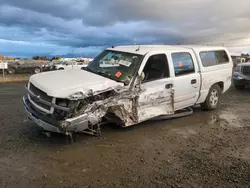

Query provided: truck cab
[23,45,233,136]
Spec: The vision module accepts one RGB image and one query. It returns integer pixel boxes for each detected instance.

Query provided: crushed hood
[29,69,124,98]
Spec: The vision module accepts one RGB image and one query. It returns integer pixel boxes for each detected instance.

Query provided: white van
[23,45,233,136]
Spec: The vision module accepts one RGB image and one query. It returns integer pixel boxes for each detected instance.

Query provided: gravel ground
[0,83,250,188]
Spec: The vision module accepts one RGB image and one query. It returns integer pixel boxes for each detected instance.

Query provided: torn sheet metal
[25,68,175,135]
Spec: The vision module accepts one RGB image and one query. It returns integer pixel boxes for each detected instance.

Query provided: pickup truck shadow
[22,106,209,146]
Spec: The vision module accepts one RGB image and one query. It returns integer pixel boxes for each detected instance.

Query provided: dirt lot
[0,74,29,83]
[0,83,250,188]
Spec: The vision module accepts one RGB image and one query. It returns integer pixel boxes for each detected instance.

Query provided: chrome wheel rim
[210,89,219,106]
[35,69,40,74]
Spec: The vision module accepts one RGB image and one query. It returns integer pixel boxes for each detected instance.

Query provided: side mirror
[135,72,145,88]
[141,72,145,81]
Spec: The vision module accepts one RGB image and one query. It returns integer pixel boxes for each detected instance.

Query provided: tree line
[32,56,61,60]
[0,54,61,61]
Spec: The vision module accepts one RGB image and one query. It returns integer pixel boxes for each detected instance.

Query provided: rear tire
[34,67,41,74]
[201,84,221,111]
[235,85,245,90]
[7,68,16,74]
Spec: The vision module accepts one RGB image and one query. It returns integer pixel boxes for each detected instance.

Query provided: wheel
[34,67,41,74]
[7,68,16,74]
[235,85,245,90]
[58,68,64,70]
[201,84,221,111]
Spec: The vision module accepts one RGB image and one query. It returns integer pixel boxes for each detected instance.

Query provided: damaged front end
[23,82,140,136]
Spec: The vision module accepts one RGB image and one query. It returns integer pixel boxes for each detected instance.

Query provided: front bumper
[23,95,89,134]
[233,79,250,86]
[41,67,51,72]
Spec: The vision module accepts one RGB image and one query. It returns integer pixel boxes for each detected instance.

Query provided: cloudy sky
[0,0,250,57]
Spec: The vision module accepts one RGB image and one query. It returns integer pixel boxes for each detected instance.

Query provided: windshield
[87,50,143,84]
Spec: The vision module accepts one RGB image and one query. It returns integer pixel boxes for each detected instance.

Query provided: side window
[142,54,169,82]
[171,52,195,76]
[215,51,229,64]
[200,50,229,67]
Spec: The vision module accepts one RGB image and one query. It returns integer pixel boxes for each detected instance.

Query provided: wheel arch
[196,81,224,104]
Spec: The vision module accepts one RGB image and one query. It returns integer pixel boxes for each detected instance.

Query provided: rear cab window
[199,50,229,67]
[171,52,195,76]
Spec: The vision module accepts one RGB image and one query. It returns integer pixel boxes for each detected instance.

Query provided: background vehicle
[233,63,250,89]
[7,61,50,74]
[54,61,88,70]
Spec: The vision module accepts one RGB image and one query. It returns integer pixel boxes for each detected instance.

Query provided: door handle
[165,83,173,89]
[191,79,197,84]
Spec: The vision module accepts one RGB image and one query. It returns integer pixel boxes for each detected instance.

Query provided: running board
[151,107,194,121]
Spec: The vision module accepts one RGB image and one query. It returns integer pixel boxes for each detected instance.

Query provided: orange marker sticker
[115,71,122,78]
[178,61,183,67]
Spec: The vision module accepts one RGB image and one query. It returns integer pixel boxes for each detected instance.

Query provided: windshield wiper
[96,70,125,83]
[83,66,95,73]
[96,70,112,78]
[84,67,125,84]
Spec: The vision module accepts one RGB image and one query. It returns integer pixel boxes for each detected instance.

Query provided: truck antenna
[132,36,136,45]
[135,45,140,51]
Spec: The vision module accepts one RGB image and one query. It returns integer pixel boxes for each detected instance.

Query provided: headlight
[236,75,243,79]
[234,75,243,80]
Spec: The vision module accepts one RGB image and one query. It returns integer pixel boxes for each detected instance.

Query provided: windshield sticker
[178,61,183,67]
[117,60,132,67]
[115,71,122,78]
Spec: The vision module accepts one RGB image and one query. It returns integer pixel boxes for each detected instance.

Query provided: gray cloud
[0,0,250,57]
[0,0,86,20]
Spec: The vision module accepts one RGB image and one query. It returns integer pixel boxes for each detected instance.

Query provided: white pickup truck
[23,45,233,137]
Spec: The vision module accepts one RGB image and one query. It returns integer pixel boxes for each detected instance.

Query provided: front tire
[201,84,221,111]
[34,67,41,74]
[7,68,16,74]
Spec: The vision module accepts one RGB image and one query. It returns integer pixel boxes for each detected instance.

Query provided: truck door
[136,52,175,123]
[170,51,200,110]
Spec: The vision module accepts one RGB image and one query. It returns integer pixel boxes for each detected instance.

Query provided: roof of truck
[107,45,228,55]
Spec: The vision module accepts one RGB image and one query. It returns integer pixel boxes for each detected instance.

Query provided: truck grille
[242,66,250,76]
[29,83,53,111]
